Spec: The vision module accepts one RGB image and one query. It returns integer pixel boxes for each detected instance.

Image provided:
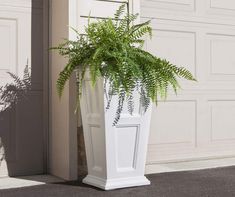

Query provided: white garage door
[0,0,46,177]
[141,0,235,172]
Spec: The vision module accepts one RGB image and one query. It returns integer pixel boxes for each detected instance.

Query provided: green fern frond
[57,63,76,98]
[114,3,126,20]
[52,3,197,126]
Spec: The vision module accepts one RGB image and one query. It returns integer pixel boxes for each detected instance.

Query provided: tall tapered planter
[54,2,195,190]
[80,76,152,190]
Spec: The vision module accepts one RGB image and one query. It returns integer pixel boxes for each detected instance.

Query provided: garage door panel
[206,33,235,81]
[78,0,139,34]
[141,0,195,12]
[0,18,17,86]
[147,92,199,163]
[207,0,235,12]
[149,100,196,146]
[209,100,235,142]
[210,0,235,10]
[147,90,235,162]
[0,10,31,81]
[146,29,196,77]
[79,0,127,19]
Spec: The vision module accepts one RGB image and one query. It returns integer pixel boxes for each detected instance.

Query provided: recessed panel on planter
[89,126,104,172]
[115,125,139,171]
[84,80,103,115]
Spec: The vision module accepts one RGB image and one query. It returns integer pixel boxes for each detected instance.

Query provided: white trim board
[145,157,235,174]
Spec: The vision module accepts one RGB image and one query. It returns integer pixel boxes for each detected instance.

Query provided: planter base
[82,175,150,190]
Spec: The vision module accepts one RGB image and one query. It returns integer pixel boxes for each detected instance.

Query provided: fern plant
[53,3,196,125]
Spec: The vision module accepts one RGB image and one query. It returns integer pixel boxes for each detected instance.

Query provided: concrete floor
[1,167,235,196]
[0,175,63,190]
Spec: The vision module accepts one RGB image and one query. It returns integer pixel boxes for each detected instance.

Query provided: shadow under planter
[77,126,88,176]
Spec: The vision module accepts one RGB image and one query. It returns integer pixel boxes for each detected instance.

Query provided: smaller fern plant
[53,3,196,125]
[0,65,31,111]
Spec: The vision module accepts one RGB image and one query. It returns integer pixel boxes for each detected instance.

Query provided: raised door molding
[141,0,195,12]
[0,0,43,9]
[77,0,140,33]
[0,19,17,86]
[0,0,31,7]
[209,0,235,11]
[206,32,235,81]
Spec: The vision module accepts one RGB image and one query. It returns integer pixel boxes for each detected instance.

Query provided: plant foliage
[53,3,196,125]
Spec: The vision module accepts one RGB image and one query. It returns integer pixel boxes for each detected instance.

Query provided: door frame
[42,0,50,174]
[48,0,78,180]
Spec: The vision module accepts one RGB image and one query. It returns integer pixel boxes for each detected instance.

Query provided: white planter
[80,77,152,190]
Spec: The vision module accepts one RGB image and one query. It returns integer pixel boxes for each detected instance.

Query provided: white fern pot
[80,77,152,190]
